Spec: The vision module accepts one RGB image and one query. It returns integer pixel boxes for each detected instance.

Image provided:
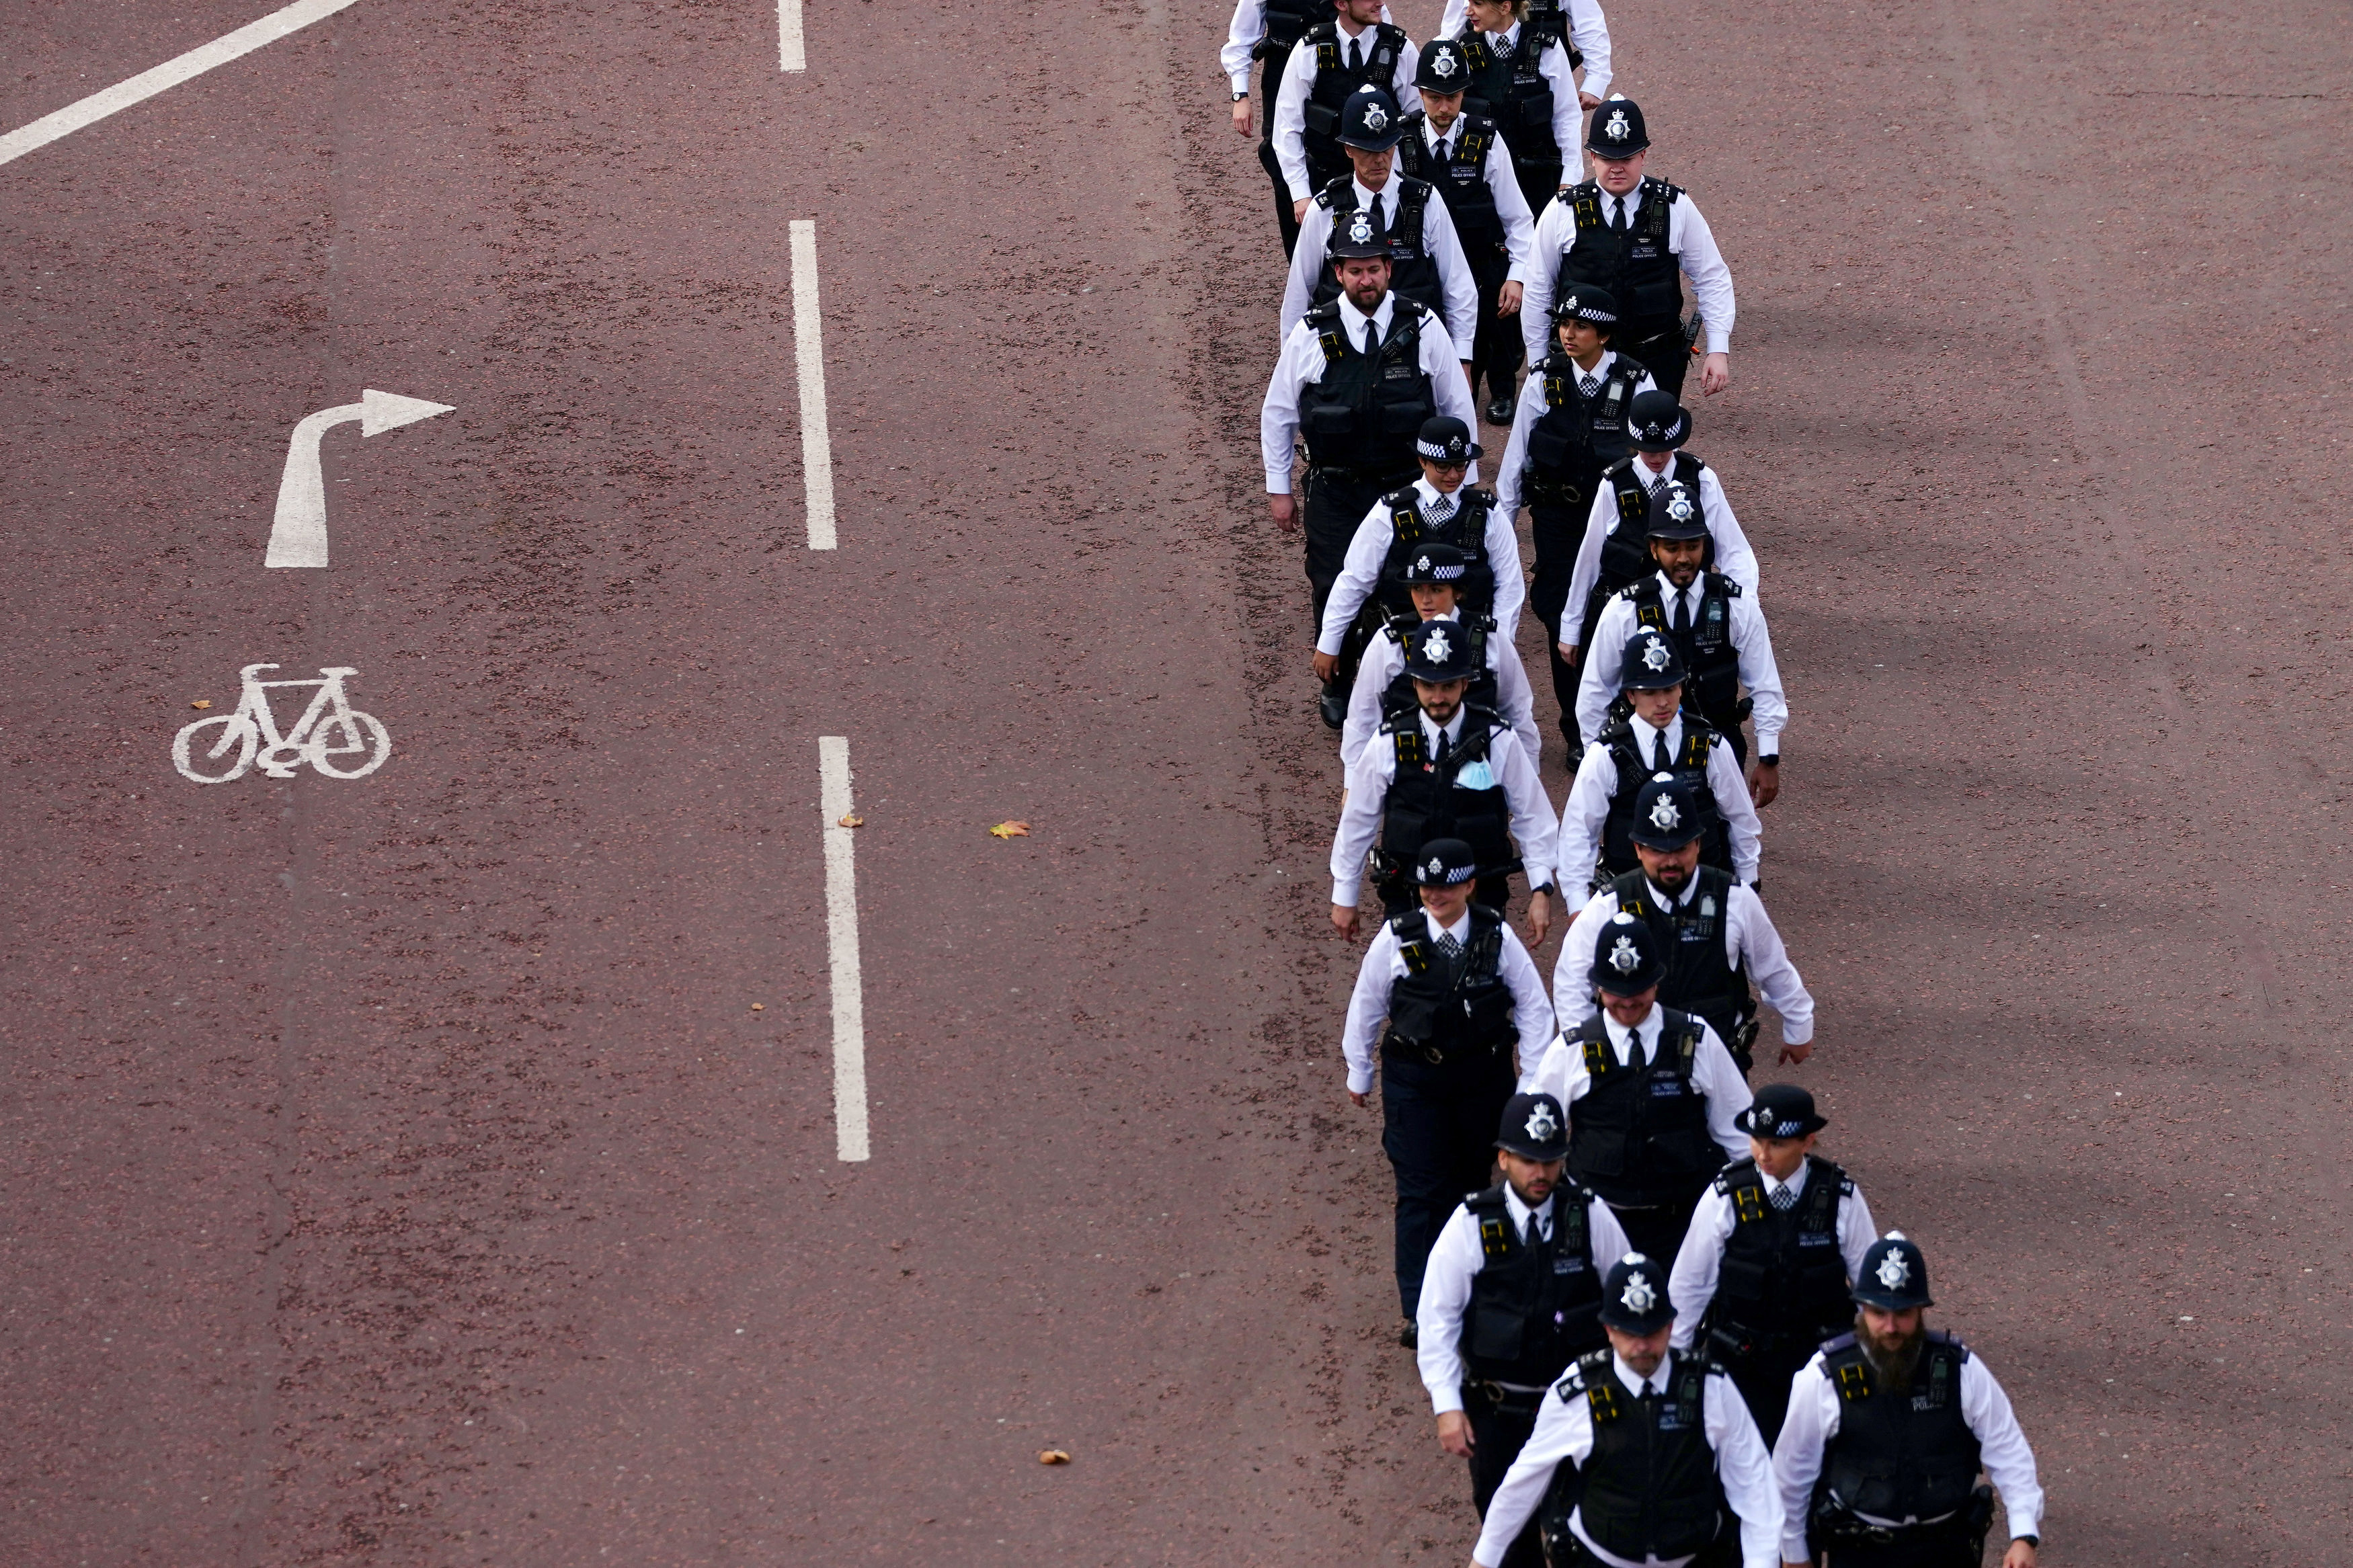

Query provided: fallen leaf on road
[750,1003,765,1012]
[990,821,1031,838]
[838,814,863,828]
[1037,1449,1071,1465]
[190,699,212,710]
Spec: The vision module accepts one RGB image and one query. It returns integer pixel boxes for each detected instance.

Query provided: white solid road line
[0,0,362,170]
[789,220,839,550]
[778,0,807,73]
[818,737,869,1162]
[266,389,454,567]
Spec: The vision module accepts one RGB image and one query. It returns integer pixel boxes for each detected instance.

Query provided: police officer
[1341,842,1556,1339]
[1773,1234,2046,1568]
[1283,85,1480,362]
[1554,778,1806,1071]
[1438,0,1613,161]
[1343,541,1540,777]
[1448,0,1593,225]
[1314,415,1525,723]
[1223,0,1392,256]
[1558,632,1762,894]
[1417,1092,1630,1568]
[1522,913,1751,1261]
[1666,1085,1875,1446]
[1578,485,1787,784]
[1263,224,1481,691]
[1394,39,1537,421]
[1518,98,1737,401]
[1331,618,1560,934]
[1271,0,1418,219]
[1466,1252,1782,1568]
[1560,392,1759,684]
[1492,286,1654,738]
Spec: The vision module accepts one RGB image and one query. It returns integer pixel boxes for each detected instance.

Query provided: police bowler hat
[1737,1082,1828,1141]
[1414,837,1480,887]
[1853,1231,1934,1311]
[1552,284,1621,327]
[1495,1091,1570,1161]
[1402,542,1470,586]
[1416,415,1482,464]
[1628,778,1702,850]
[1618,628,1685,691]
[1598,1253,1675,1334]
[1339,85,1407,151]
[1589,911,1665,994]
[1626,390,1691,452]
[1585,97,1650,158]
[1403,618,1480,682]
[1415,38,1471,92]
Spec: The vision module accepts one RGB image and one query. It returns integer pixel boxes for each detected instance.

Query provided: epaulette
[1710,1155,1759,1197]
[1313,177,1350,212]
[1719,578,1743,598]
[1925,1329,1971,1362]
[1819,1331,1858,1354]
[1303,299,1343,327]
[1641,175,1686,204]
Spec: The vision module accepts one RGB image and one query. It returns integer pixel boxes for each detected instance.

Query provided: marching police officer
[1492,286,1653,738]
[1331,618,1560,934]
[1448,0,1594,222]
[1666,1085,1874,1446]
[1558,632,1762,894]
[1224,0,1393,255]
[1554,778,1806,1071]
[1559,392,1759,681]
[1271,0,1418,219]
[1263,224,1481,690]
[1341,842,1556,1339]
[1466,1252,1782,1568]
[1773,1234,2046,1568]
[1578,485,1787,784]
[1523,913,1751,1260]
[1343,541,1540,776]
[1438,0,1613,156]
[1314,415,1525,723]
[1394,39,1538,422]
[1518,98,1738,401]
[1417,1092,1630,1568]
[1283,85,1481,361]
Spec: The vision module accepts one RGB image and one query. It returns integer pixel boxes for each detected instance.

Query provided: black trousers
[1304,466,1410,631]
[1620,325,1691,401]
[1719,1334,1820,1448]
[1512,159,1564,221]
[1819,1530,1984,1568]
[1258,138,1302,259]
[1466,244,1522,410]
[1525,497,1584,734]
[1382,1051,1514,1318]
[1603,1192,1704,1267]
[1463,1384,1546,1568]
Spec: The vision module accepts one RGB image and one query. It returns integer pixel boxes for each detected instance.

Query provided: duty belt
[1382,1029,1506,1068]
[1464,1379,1547,1414]
[1309,462,1419,484]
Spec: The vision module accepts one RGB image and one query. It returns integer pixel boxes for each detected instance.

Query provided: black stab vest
[1563,1012,1726,1208]
[1298,300,1438,474]
[1609,866,1749,1046]
[1377,708,1515,890]
[1312,177,1444,321]
[1624,573,1743,737]
[1596,711,1730,878]
[1455,29,1570,169]
[1522,352,1646,515]
[1300,22,1410,183]
[1546,1350,1725,1560]
[1818,1333,1985,1524]
[1394,111,1503,253]
[1382,904,1517,1065]
[1587,453,1709,627]
[1556,177,1685,339]
[1705,1156,1853,1345]
[1463,1184,1607,1385]
[1375,485,1498,615]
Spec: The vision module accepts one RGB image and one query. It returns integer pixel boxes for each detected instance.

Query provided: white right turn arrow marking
[264,388,454,568]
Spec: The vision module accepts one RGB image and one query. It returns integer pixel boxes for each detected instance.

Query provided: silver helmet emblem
[1562,292,1579,316]
[1604,108,1630,140]
[1362,101,1390,133]
[1607,934,1642,974]
[1646,794,1681,831]
[1525,1100,1560,1142]
[1422,625,1454,665]
[1348,212,1375,244]
[1433,49,1460,79]
[1640,636,1672,672]
[1667,492,1696,522]
[1875,1248,1911,1292]
[1414,554,1433,575]
[1424,855,1445,878]
[1618,1270,1657,1316]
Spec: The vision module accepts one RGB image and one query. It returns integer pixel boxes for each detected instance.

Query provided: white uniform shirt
[1519,1006,1751,1158]
[1316,477,1525,653]
[1283,175,1481,355]
[1260,294,1481,496]
[1556,714,1763,888]
[1665,1161,1874,1350]
[1330,708,1559,906]
[1491,349,1657,519]
[1437,0,1613,99]
[1576,571,1787,757]
[1474,1350,1782,1568]
[1773,1346,2045,1560]
[1552,878,1809,1041]
[1345,610,1539,774]
[1516,183,1737,363]
[1339,905,1555,1095]
[1441,19,1585,180]
[1415,112,1538,278]
[1270,21,1422,200]
[1561,457,1760,629]
[1415,1185,1632,1411]
[1222,0,1394,93]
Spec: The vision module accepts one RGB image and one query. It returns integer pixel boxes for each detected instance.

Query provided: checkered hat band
[1429,563,1466,580]
[1415,438,1460,459]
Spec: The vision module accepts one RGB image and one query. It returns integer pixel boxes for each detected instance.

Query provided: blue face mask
[1453,759,1495,790]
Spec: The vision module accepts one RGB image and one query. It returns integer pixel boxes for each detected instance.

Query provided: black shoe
[1483,397,1514,426]
[1399,1319,1419,1348]
[1318,681,1348,730]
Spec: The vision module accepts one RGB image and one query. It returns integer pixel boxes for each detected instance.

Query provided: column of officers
[1231,3,2048,1563]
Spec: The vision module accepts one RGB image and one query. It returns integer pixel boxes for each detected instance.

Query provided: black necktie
[1611,197,1630,233]
[1673,590,1691,635]
[1349,38,1362,72]
[1367,191,1383,232]
[1639,1380,1661,1407]
[1650,729,1671,774]
[1625,1026,1647,1073]
[1433,723,1451,765]
[1363,317,1381,358]
[1526,1210,1546,1245]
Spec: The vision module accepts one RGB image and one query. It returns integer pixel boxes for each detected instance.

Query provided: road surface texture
[0,0,2345,1564]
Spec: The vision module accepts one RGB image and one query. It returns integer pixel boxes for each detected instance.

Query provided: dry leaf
[989,821,1032,839]
[1037,1449,1072,1465]
[189,699,212,710]
[838,813,863,829]
[750,1003,765,1012]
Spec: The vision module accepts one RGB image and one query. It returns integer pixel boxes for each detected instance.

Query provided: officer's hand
[1269,493,1299,532]
[1749,759,1780,807]
[1314,649,1340,682]
[1231,97,1254,136]
[1350,1089,1369,1108]
[1558,641,1578,666]
[1523,889,1552,946]
[1699,352,1731,397]
[1497,281,1524,317]
[2003,1542,2037,1568]
[1777,1040,1812,1067]
[1295,196,1311,224]
[1331,902,1361,940]
[1437,1410,1476,1456]
[1579,91,1602,110]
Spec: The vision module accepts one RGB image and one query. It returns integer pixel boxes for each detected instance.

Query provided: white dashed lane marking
[818,737,869,1161]
[777,0,807,73]
[789,220,838,550]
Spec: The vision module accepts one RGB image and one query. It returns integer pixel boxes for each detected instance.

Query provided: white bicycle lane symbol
[173,664,392,784]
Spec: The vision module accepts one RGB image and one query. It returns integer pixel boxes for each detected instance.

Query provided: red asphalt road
[0,0,2347,1565]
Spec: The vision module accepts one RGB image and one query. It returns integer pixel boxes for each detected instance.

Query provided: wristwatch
[2014,1537,2039,1549]
[1534,882,1558,898]
[1757,754,1780,767]
[1232,89,1250,101]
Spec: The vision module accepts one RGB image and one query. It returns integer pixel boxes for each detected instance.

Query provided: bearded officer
[1466,1251,1782,1568]
[1330,618,1559,934]
[1492,286,1653,740]
[1559,632,1761,895]
[1394,39,1538,423]
[1579,483,1787,786]
[1264,222,1480,711]
[1417,1092,1630,1568]
[1283,85,1481,362]
[1343,541,1540,777]
[1560,392,1759,682]
[1523,913,1751,1261]
[1518,98,1737,401]
[1773,1234,2046,1568]
[1223,0,1393,256]
[1554,778,1806,1072]
[1341,840,1556,1339]
[1271,0,1419,219]
[1665,1085,1874,1447]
